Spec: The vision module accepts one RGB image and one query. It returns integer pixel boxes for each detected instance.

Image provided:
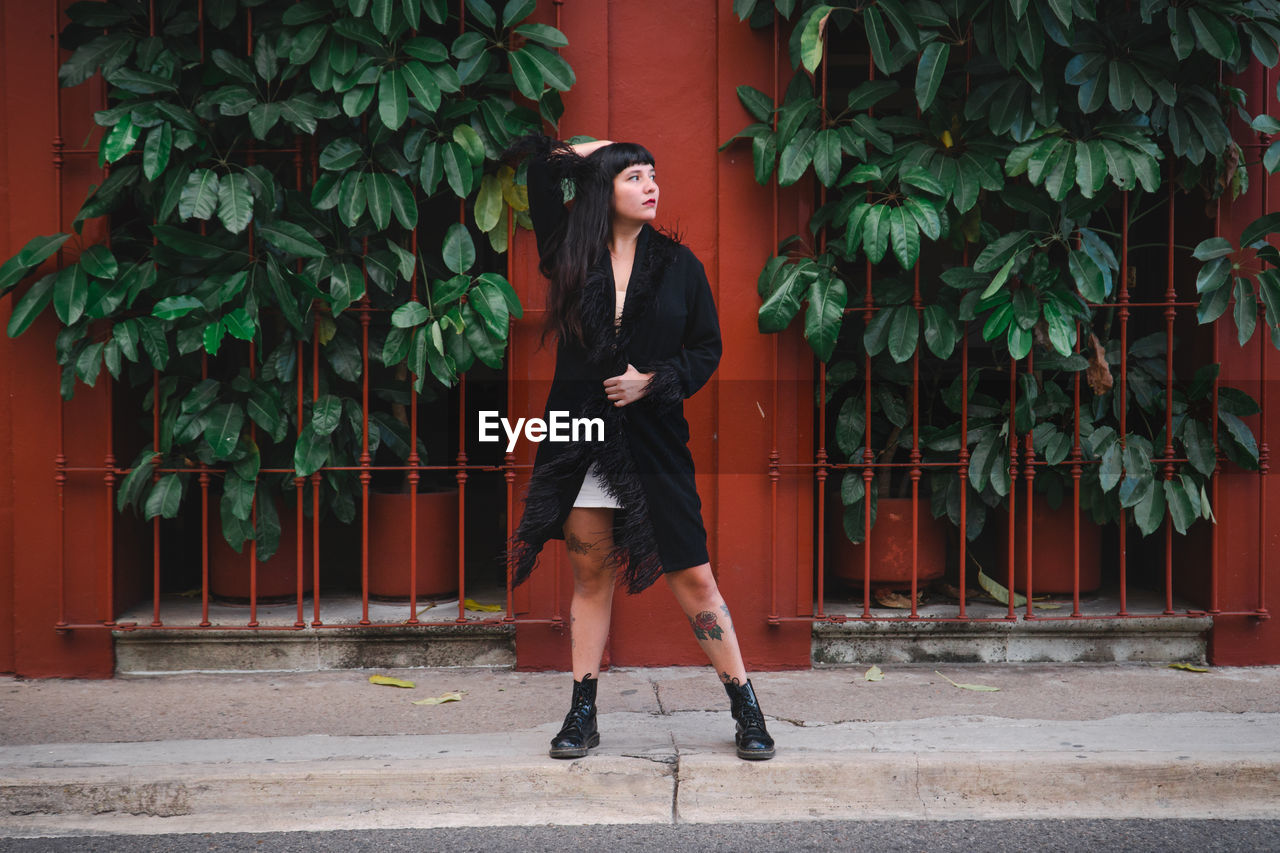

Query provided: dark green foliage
[729,0,1280,540]
[4,0,563,555]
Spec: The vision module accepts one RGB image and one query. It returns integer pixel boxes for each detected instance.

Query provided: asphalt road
[4,821,1280,852]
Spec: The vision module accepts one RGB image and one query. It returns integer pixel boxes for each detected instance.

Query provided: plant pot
[830,497,947,588]
[998,499,1102,595]
[366,489,459,600]
[209,503,312,604]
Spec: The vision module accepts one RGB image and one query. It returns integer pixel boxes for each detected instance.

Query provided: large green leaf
[6,273,56,337]
[328,261,364,314]
[378,68,408,130]
[922,303,957,359]
[758,264,804,333]
[442,223,476,274]
[887,303,919,363]
[514,22,568,47]
[803,271,846,362]
[1181,418,1216,477]
[509,48,543,100]
[144,474,184,521]
[179,169,220,221]
[1132,470,1166,535]
[778,127,817,186]
[441,141,475,198]
[338,170,367,227]
[320,137,363,171]
[475,173,504,233]
[1163,478,1196,534]
[365,172,393,230]
[100,114,139,166]
[523,44,575,91]
[915,41,949,111]
[863,204,891,264]
[53,264,88,325]
[116,450,159,513]
[216,173,253,234]
[800,5,834,72]
[142,123,172,180]
[1187,7,1237,61]
[974,231,1030,274]
[470,279,512,339]
[813,129,842,188]
[204,403,245,460]
[888,206,920,269]
[737,85,774,122]
[1234,278,1258,346]
[258,221,327,258]
[402,61,441,111]
[293,421,331,477]
[393,301,431,328]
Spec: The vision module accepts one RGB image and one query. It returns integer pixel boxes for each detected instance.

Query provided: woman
[507,136,775,761]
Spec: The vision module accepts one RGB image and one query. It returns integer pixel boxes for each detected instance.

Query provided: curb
[3,712,1279,836]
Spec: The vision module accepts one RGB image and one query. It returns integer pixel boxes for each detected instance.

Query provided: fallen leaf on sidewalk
[935,670,1000,692]
[369,674,416,688]
[1168,663,1209,673]
[864,665,884,682]
[464,598,503,612]
[413,691,465,705]
[977,569,1027,608]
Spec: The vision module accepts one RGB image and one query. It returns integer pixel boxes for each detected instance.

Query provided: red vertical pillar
[1210,62,1278,665]
[1,1,113,677]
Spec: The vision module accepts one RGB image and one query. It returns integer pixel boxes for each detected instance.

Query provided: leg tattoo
[690,610,725,641]
[566,532,593,555]
[720,671,743,686]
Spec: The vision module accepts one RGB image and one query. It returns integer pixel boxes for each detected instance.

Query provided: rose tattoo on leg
[689,610,724,641]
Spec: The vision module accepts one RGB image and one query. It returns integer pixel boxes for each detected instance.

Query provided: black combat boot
[723,678,775,760]
[549,674,599,759]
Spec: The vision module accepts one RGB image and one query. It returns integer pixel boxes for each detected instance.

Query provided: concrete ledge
[675,752,1280,822]
[1,755,674,836]
[114,624,516,674]
[812,616,1212,665]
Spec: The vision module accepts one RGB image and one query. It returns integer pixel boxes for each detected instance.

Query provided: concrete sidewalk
[2,664,1279,837]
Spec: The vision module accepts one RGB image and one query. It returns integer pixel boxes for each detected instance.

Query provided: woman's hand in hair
[603,364,652,407]
[570,138,614,158]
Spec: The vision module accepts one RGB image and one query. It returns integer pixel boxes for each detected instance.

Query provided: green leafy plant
[0,0,569,557]
[728,0,1280,544]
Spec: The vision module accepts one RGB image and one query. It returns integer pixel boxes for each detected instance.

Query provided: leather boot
[549,674,599,759]
[723,678,775,760]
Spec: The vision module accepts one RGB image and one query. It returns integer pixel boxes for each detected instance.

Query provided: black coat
[508,145,722,593]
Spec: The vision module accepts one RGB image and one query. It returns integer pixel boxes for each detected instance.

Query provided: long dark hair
[515,139,656,346]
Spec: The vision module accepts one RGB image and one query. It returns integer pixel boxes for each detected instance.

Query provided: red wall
[1,1,115,677]
[1208,64,1280,664]
[4,2,1276,675]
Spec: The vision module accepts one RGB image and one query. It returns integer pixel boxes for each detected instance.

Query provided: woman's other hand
[603,364,652,407]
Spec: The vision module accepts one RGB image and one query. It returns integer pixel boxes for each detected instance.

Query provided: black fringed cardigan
[507,141,722,594]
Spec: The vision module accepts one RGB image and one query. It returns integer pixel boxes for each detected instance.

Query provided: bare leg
[664,563,748,685]
[562,507,617,681]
